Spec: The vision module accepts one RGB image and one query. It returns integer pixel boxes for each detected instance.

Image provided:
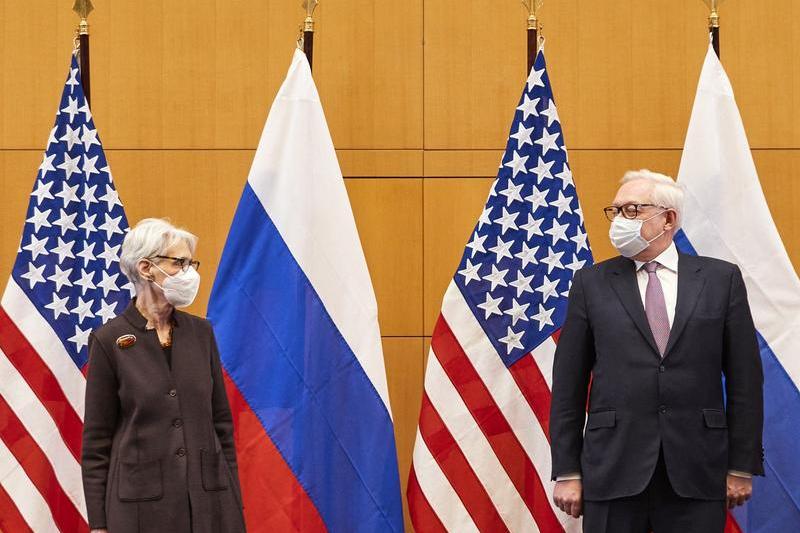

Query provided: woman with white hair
[81,218,245,533]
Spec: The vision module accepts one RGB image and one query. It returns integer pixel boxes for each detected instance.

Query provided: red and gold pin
[116,334,136,349]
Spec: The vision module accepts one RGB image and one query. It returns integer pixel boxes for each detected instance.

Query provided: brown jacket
[81,301,245,532]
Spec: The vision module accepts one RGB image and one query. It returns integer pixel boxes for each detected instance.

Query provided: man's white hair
[620,169,684,230]
[120,218,198,286]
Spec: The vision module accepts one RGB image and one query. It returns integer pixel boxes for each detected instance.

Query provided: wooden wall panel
[345,178,424,336]
[383,337,425,533]
[0,151,43,286]
[751,150,800,269]
[423,177,493,332]
[0,2,76,148]
[3,0,422,151]
[316,0,424,149]
[424,0,800,150]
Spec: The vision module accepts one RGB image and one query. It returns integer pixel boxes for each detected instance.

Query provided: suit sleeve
[81,333,120,530]
[550,268,595,480]
[723,265,764,475]
[208,323,243,504]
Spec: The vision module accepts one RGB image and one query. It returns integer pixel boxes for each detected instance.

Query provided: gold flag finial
[303,0,319,32]
[522,0,544,30]
[72,0,93,35]
[701,0,725,28]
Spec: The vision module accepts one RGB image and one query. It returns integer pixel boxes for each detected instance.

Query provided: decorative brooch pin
[116,334,137,349]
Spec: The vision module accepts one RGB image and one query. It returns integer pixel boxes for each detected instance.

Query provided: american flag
[0,54,131,532]
[407,49,593,532]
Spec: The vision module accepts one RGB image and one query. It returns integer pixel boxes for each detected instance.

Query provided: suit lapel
[663,254,706,359]
[608,257,660,357]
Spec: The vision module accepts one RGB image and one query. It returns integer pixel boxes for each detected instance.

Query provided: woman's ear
[137,259,152,282]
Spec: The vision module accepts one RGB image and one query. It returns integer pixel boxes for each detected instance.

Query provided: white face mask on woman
[608,210,667,258]
[148,261,201,308]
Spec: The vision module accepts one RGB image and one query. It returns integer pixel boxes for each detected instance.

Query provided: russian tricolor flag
[208,49,404,532]
[676,43,800,532]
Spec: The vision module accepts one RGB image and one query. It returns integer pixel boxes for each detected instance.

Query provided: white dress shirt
[556,242,751,481]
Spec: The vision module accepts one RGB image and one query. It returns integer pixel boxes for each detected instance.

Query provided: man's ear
[664,209,677,230]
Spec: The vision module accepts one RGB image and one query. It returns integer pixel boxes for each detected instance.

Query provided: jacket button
[659,405,667,414]
[173,418,183,428]
[168,389,177,397]
[659,365,665,373]
[176,447,186,457]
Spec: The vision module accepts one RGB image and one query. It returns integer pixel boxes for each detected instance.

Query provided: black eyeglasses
[603,203,668,222]
[151,255,200,272]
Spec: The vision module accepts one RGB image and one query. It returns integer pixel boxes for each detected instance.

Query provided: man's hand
[553,479,583,518]
[726,474,753,509]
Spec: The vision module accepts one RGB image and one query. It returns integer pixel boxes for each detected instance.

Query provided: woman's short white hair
[120,218,198,286]
[620,169,684,230]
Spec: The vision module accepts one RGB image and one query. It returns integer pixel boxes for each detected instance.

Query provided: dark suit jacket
[550,253,764,502]
[82,301,245,532]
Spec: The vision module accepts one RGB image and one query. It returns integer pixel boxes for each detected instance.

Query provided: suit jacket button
[168,389,177,397]
[659,405,667,414]
[659,365,665,373]
[176,447,186,457]
[173,418,183,428]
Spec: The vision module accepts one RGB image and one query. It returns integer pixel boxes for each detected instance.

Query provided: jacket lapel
[608,257,660,357]
[662,254,706,359]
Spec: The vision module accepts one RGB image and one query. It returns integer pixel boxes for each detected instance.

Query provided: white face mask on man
[608,210,667,258]
[147,261,201,308]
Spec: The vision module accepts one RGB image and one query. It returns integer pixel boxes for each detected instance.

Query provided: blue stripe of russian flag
[675,230,800,532]
[208,183,404,532]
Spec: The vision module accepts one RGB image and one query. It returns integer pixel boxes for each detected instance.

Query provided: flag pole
[522,0,543,73]
[702,0,723,58]
[302,0,319,71]
[72,0,93,105]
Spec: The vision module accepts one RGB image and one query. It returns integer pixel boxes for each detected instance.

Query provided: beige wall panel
[0,2,77,148]
[751,150,800,275]
[95,1,296,149]
[345,178,423,336]
[5,0,422,151]
[423,0,526,151]
[315,0,424,149]
[422,177,493,333]
[0,151,43,285]
[424,0,800,150]
[424,150,502,177]
[338,150,423,177]
[383,336,424,533]
[723,1,800,148]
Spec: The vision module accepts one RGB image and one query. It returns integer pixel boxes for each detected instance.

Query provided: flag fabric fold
[0,53,131,532]
[408,48,590,533]
[207,49,404,533]
[675,43,800,533]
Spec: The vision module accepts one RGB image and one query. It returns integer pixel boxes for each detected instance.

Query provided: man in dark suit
[550,170,763,532]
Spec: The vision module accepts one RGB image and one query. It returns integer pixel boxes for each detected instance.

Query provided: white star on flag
[503,152,529,179]
[477,293,504,319]
[504,298,530,326]
[531,303,555,330]
[494,208,519,234]
[499,326,525,353]
[483,264,509,291]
